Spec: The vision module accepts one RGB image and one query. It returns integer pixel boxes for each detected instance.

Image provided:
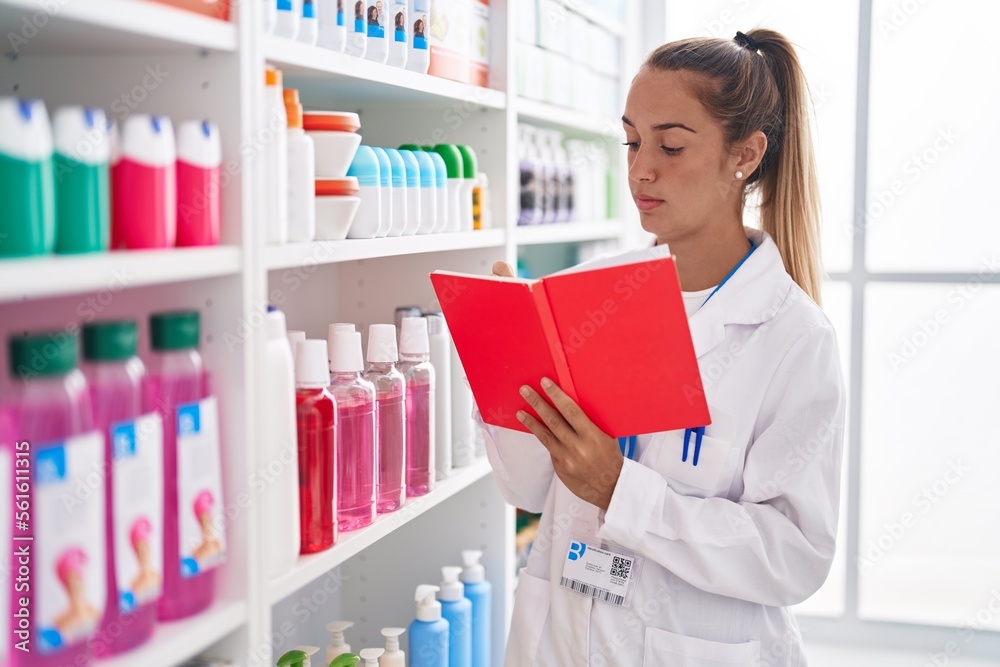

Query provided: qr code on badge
[610,555,633,579]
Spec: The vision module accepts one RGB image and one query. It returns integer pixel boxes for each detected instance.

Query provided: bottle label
[353,0,365,34]
[34,431,107,655]
[337,1,344,26]
[366,2,385,38]
[411,0,429,50]
[392,1,406,42]
[0,446,10,666]
[110,413,164,613]
[176,396,226,578]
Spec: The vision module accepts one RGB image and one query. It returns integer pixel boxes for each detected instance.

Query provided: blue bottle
[461,550,492,667]
[409,584,449,667]
[439,566,472,667]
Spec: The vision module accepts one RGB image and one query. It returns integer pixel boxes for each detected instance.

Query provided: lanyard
[617,434,637,461]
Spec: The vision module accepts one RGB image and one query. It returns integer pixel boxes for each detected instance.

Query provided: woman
[486,29,846,666]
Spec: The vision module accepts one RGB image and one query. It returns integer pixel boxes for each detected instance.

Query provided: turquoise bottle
[53,106,111,254]
[0,96,55,258]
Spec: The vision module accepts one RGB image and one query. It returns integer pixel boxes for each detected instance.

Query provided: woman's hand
[517,377,624,511]
[492,260,516,278]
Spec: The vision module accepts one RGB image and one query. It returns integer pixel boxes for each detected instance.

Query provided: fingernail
[516,411,526,421]
[541,377,553,389]
[520,386,531,397]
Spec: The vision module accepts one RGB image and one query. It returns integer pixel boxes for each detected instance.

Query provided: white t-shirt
[681,285,717,318]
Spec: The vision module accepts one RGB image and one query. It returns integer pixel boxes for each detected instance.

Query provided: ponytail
[645,29,824,306]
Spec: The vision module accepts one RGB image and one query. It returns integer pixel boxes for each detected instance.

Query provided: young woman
[485,29,846,666]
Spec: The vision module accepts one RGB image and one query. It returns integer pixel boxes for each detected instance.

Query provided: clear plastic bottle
[363,324,406,514]
[146,311,215,620]
[328,331,377,531]
[295,340,338,553]
[82,321,158,657]
[397,317,435,497]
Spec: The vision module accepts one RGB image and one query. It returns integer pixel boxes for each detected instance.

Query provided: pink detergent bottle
[328,330,377,532]
[175,120,221,247]
[397,317,435,497]
[112,114,176,249]
[7,331,105,667]
[363,324,406,513]
[82,321,161,656]
[146,311,216,620]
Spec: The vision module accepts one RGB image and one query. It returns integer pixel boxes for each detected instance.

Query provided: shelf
[265,36,506,109]
[269,457,493,603]
[514,220,622,245]
[265,230,506,270]
[0,246,242,303]
[516,97,622,138]
[96,599,246,667]
[0,0,237,55]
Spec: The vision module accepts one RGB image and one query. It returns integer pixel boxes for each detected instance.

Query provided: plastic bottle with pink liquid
[175,119,222,247]
[328,330,377,532]
[397,317,435,497]
[363,324,406,514]
[112,114,176,249]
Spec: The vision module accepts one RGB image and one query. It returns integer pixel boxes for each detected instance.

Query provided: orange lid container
[302,111,361,133]
[265,66,282,87]
[283,88,303,129]
[316,177,360,197]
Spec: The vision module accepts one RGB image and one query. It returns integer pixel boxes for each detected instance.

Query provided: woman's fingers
[519,384,576,442]
[492,260,516,277]
[516,409,558,454]
[539,377,594,435]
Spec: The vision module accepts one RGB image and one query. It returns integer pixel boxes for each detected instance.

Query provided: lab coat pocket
[649,430,739,499]
[644,627,760,666]
[505,569,551,667]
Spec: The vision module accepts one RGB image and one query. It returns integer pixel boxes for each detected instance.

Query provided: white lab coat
[482,226,846,666]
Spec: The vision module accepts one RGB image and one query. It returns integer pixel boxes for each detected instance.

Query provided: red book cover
[430,246,710,438]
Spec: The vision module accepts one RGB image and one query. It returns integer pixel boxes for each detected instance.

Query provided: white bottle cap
[423,312,447,336]
[329,330,364,372]
[0,96,52,160]
[287,330,306,363]
[399,317,429,356]
[327,322,356,363]
[366,324,398,363]
[460,550,485,583]
[380,627,406,667]
[326,620,353,658]
[438,566,465,602]
[53,106,110,164]
[265,309,288,342]
[359,648,384,666]
[292,645,320,667]
[295,340,330,388]
[176,119,222,168]
[120,113,175,167]
[415,584,442,622]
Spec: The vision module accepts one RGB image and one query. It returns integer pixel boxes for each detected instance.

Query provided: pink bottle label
[176,160,220,247]
[111,158,176,249]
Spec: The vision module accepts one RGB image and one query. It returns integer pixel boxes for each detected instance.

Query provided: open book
[430,245,709,438]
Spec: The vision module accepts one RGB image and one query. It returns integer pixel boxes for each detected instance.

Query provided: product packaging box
[429,0,471,83]
[470,0,490,88]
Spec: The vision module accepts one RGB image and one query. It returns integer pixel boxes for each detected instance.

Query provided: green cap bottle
[431,144,464,180]
[8,331,77,378]
[456,145,478,180]
[82,320,137,362]
[149,311,200,351]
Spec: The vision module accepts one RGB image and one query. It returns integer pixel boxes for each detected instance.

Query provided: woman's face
[623,67,739,243]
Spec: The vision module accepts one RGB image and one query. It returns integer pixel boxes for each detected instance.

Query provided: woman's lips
[634,196,664,211]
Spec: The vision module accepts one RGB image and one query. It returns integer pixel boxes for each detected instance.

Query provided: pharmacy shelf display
[0,0,638,665]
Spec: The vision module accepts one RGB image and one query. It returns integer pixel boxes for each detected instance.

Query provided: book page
[549,243,673,277]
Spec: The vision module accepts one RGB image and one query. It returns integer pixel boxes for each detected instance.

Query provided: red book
[430,246,710,438]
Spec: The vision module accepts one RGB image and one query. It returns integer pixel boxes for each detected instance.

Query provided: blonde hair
[645,29,824,305]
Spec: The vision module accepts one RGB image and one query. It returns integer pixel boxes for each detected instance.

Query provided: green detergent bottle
[0,96,54,258]
[53,106,110,254]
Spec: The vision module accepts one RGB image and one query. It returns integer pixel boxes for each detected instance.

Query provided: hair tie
[734,31,760,54]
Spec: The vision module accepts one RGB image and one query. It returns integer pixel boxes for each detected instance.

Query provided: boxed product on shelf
[428,0,471,83]
[469,0,490,88]
[517,0,538,45]
[537,0,570,55]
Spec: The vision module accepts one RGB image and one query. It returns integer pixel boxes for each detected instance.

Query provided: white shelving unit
[0,0,638,664]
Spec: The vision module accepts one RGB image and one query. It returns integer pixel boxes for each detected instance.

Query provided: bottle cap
[396,150,421,188]
[427,151,448,188]
[0,97,52,161]
[287,330,306,363]
[326,620,354,655]
[283,88,303,129]
[292,646,320,667]
[276,649,308,667]
[460,549,485,583]
[8,331,77,377]
[176,119,221,168]
[394,306,422,331]
[266,65,282,88]
[422,312,446,336]
[358,648,384,666]
[412,150,435,189]
[316,177,360,197]
[329,331,364,372]
[327,323,356,364]
[456,145,479,179]
[346,145,380,187]
[296,339,330,388]
[432,144,464,179]
[82,320,138,362]
[150,311,199,351]
[415,584,442,621]
[302,110,360,133]
[370,147,392,187]
[265,309,288,342]
[438,566,465,601]
[328,655,361,667]
[53,106,110,164]
[383,149,406,188]
[120,114,175,167]
[399,317,429,356]
[380,627,406,659]
[366,324,398,363]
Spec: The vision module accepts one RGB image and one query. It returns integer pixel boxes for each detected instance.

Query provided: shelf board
[265,36,506,109]
[96,599,246,667]
[265,229,506,270]
[269,457,493,604]
[514,220,623,245]
[0,0,237,55]
[516,97,622,138]
[0,246,242,303]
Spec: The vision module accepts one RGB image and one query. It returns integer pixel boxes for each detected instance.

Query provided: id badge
[559,524,643,608]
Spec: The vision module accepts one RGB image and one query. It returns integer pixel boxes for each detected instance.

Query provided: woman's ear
[735,130,768,178]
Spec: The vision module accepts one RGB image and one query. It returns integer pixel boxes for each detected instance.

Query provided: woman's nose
[628,147,655,183]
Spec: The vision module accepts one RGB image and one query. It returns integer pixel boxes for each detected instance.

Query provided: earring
[735,170,744,179]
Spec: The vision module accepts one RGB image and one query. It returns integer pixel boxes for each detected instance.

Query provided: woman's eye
[662,146,683,155]
[622,141,639,151]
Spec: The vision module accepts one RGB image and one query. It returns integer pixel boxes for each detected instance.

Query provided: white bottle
[360,648,385,667]
[276,0,300,39]
[397,149,421,236]
[285,88,316,243]
[371,147,393,239]
[299,0,318,45]
[317,0,346,51]
[264,309,301,578]
[346,145,382,238]
[380,627,406,667]
[288,329,306,366]
[383,148,408,236]
[346,0,368,57]
[386,0,408,68]
[406,0,430,73]
[424,313,451,481]
[265,67,289,244]
[450,348,475,468]
[364,0,388,63]
[326,620,354,662]
[264,0,277,33]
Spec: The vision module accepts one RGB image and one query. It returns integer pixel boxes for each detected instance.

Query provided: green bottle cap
[329,654,361,667]
[276,649,308,667]
[456,145,478,179]
[149,311,200,351]
[398,143,422,153]
[82,320,137,362]
[432,144,464,179]
[420,145,433,151]
[8,331,77,377]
